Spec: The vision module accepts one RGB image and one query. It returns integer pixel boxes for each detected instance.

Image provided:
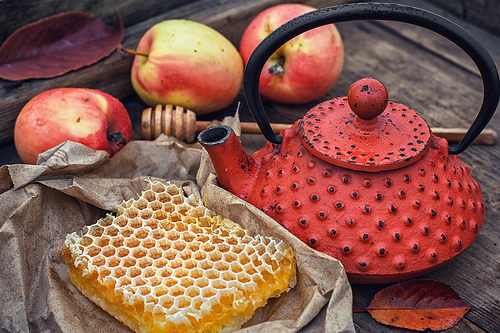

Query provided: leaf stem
[117,44,149,57]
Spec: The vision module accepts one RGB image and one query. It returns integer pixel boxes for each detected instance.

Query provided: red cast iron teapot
[198,2,500,284]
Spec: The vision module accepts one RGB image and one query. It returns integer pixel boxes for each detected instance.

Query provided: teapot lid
[299,78,431,172]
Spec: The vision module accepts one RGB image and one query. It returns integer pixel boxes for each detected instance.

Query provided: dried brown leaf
[0,11,124,81]
[365,279,472,331]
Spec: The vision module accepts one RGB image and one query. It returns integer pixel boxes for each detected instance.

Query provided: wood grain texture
[432,0,500,37]
[1,0,500,332]
[0,0,345,145]
[0,0,198,45]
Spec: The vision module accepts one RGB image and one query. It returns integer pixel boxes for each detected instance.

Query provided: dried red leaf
[366,279,472,331]
[0,11,124,81]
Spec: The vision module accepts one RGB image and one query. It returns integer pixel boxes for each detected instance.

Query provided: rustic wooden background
[1,0,500,332]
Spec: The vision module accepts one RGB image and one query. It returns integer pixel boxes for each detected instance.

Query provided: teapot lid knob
[299,77,432,172]
[348,78,388,120]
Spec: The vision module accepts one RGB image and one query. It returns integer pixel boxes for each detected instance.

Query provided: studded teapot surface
[197,3,499,284]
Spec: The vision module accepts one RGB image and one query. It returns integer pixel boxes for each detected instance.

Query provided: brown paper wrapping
[0,132,354,332]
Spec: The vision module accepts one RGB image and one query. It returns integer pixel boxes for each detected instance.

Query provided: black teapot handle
[243,2,499,154]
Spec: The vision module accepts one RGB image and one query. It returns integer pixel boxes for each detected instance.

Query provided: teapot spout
[198,125,257,200]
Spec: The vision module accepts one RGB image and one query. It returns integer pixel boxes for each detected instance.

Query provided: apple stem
[108,132,127,147]
[268,56,285,75]
[117,44,149,57]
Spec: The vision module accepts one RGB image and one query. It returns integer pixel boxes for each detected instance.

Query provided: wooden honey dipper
[141,104,497,145]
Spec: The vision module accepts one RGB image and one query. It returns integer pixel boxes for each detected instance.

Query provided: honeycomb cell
[123,238,141,248]
[169,285,185,297]
[135,228,149,239]
[132,247,147,259]
[157,239,171,251]
[89,225,105,237]
[124,207,139,219]
[171,195,184,205]
[180,277,195,288]
[173,268,189,278]
[158,267,172,278]
[154,285,169,297]
[163,249,176,261]
[102,246,115,257]
[173,241,187,252]
[105,225,119,237]
[138,286,151,296]
[223,252,237,263]
[230,262,243,273]
[191,296,204,310]
[167,229,180,241]
[117,276,131,287]
[62,180,296,333]
[114,216,128,228]
[151,229,166,240]
[201,286,216,298]
[231,244,245,254]
[201,242,215,252]
[211,279,227,290]
[86,245,101,257]
[168,258,183,269]
[214,261,229,271]
[138,258,153,269]
[153,210,168,221]
[134,198,149,210]
[198,260,213,270]
[143,190,156,202]
[128,266,142,278]
[192,251,207,261]
[132,276,146,286]
[163,277,178,288]
[149,276,162,287]
[149,200,163,211]
[154,258,168,269]
[195,277,209,288]
[204,269,220,280]
[106,256,120,268]
[181,232,195,243]
[148,248,162,260]
[92,255,106,267]
[183,258,197,270]
[174,295,191,309]
[221,271,236,281]
[159,295,174,310]
[186,242,200,252]
[208,251,222,262]
[238,252,251,265]
[112,267,126,278]
[176,205,189,216]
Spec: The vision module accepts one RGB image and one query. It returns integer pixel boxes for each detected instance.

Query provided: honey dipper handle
[140,105,197,142]
[432,127,497,145]
[195,121,290,134]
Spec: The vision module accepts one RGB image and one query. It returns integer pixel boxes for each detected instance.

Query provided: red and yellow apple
[14,88,132,164]
[130,19,244,115]
[239,3,344,104]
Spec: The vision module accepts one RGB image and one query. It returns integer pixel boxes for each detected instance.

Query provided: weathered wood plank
[1,1,500,331]
[0,0,198,45]
[374,0,500,76]
[432,0,500,37]
[0,0,346,145]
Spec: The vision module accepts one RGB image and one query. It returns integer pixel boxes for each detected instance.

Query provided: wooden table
[1,0,499,332]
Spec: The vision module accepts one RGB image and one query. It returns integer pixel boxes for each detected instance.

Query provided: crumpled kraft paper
[0,133,354,332]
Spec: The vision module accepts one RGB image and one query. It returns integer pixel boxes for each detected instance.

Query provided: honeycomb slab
[62,180,296,333]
